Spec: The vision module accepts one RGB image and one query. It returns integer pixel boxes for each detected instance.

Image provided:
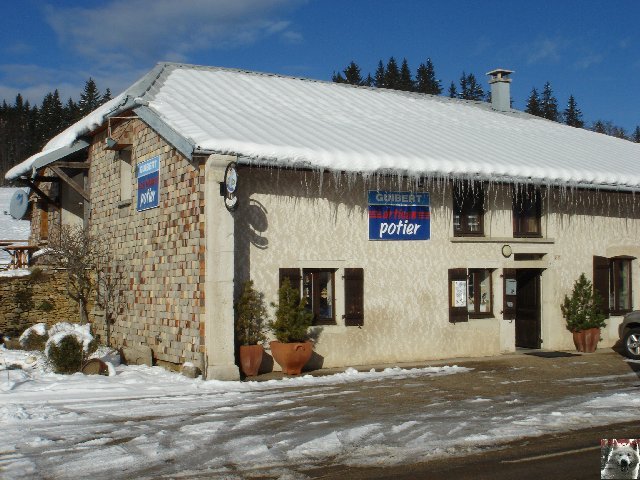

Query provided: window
[303,269,336,325]
[513,186,542,237]
[448,268,494,322]
[467,269,493,317]
[278,268,364,327]
[593,256,634,316]
[119,149,132,202]
[453,182,484,236]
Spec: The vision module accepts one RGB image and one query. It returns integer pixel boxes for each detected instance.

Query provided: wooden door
[515,269,542,348]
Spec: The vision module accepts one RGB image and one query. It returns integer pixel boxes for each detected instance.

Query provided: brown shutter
[593,256,610,318]
[39,205,48,240]
[344,268,364,326]
[502,268,517,320]
[279,268,301,296]
[448,268,468,323]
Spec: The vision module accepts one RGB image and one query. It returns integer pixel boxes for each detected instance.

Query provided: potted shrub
[235,281,268,376]
[561,273,607,353]
[269,278,314,375]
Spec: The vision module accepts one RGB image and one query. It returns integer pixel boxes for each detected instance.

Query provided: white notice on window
[453,280,467,307]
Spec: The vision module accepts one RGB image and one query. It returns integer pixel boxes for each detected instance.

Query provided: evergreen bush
[235,280,268,346]
[20,329,48,351]
[561,273,607,332]
[47,335,84,374]
[269,278,313,343]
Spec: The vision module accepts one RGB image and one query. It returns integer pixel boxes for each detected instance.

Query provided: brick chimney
[487,69,514,112]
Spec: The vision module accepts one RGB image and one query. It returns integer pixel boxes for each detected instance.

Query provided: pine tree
[37,90,64,147]
[362,73,373,87]
[525,88,542,117]
[398,58,414,91]
[448,81,457,98]
[592,120,607,134]
[78,78,102,116]
[415,58,442,95]
[331,71,346,83]
[465,73,484,101]
[540,82,559,122]
[374,60,385,88]
[458,72,484,101]
[64,97,80,126]
[101,88,112,104]
[383,57,400,90]
[633,126,640,143]
[563,95,584,128]
[343,61,363,85]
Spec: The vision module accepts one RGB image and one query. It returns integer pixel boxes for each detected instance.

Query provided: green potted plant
[269,277,314,375]
[235,280,268,376]
[561,273,607,352]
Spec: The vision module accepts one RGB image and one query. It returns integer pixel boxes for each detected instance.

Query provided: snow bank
[44,322,95,355]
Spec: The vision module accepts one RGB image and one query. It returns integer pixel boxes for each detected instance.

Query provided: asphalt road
[307,420,640,480]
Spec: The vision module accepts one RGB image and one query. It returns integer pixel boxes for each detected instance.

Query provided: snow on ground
[1,349,639,479]
[0,187,30,266]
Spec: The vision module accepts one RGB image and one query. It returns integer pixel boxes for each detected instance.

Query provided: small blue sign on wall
[368,191,430,241]
[137,155,160,211]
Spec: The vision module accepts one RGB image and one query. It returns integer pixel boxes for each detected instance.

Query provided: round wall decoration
[501,244,513,258]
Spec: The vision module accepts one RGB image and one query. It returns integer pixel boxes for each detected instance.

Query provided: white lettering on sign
[379,220,422,238]
[138,159,159,176]
[375,192,427,205]
[139,188,156,206]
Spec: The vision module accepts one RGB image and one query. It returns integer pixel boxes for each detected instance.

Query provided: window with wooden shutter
[502,268,517,320]
[593,256,610,318]
[279,268,301,296]
[448,268,469,323]
[344,268,364,326]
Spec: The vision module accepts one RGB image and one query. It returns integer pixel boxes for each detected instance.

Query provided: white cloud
[526,38,561,65]
[573,53,603,70]
[44,0,303,69]
[0,63,147,106]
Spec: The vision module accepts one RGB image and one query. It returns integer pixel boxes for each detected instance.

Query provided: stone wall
[0,269,81,337]
[87,118,205,369]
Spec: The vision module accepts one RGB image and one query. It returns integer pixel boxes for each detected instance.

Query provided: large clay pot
[270,341,313,375]
[239,344,264,377]
[572,328,600,353]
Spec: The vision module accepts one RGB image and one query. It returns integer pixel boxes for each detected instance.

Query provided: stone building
[6,63,640,380]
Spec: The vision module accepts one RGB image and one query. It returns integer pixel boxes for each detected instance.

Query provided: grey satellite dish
[9,189,29,220]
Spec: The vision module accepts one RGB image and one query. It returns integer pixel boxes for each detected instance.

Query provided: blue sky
[1,0,638,132]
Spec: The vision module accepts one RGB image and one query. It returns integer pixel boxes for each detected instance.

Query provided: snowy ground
[0,187,31,266]
[1,348,639,479]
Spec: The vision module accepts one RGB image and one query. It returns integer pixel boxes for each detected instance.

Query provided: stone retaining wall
[0,269,81,337]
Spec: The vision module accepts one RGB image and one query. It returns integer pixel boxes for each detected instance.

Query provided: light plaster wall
[88,120,206,368]
[237,169,519,368]
[544,189,640,350]
[237,169,640,367]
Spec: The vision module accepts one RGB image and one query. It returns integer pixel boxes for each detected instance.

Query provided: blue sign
[137,156,160,211]
[368,191,430,241]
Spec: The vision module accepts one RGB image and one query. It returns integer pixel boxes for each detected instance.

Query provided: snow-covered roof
[6,63,640,191]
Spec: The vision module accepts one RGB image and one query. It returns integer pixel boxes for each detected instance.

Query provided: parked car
[619,311,640,359]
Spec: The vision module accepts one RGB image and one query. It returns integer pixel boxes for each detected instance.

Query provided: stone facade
[86,119,205,368]
[0,269,80,337]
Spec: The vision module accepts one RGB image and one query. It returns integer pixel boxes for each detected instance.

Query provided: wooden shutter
[279,268,301,296]
[39,205,48,240]
[448,268,468,323]
[502,268,517,320]
[593,256,610,318]
[344,268,364,326]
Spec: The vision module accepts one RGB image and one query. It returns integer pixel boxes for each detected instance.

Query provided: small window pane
[478,270,491,313]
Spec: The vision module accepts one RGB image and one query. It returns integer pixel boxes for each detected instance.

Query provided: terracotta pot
[270,340,313,375]
[239,344,264,377]
[572,327,600,353]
